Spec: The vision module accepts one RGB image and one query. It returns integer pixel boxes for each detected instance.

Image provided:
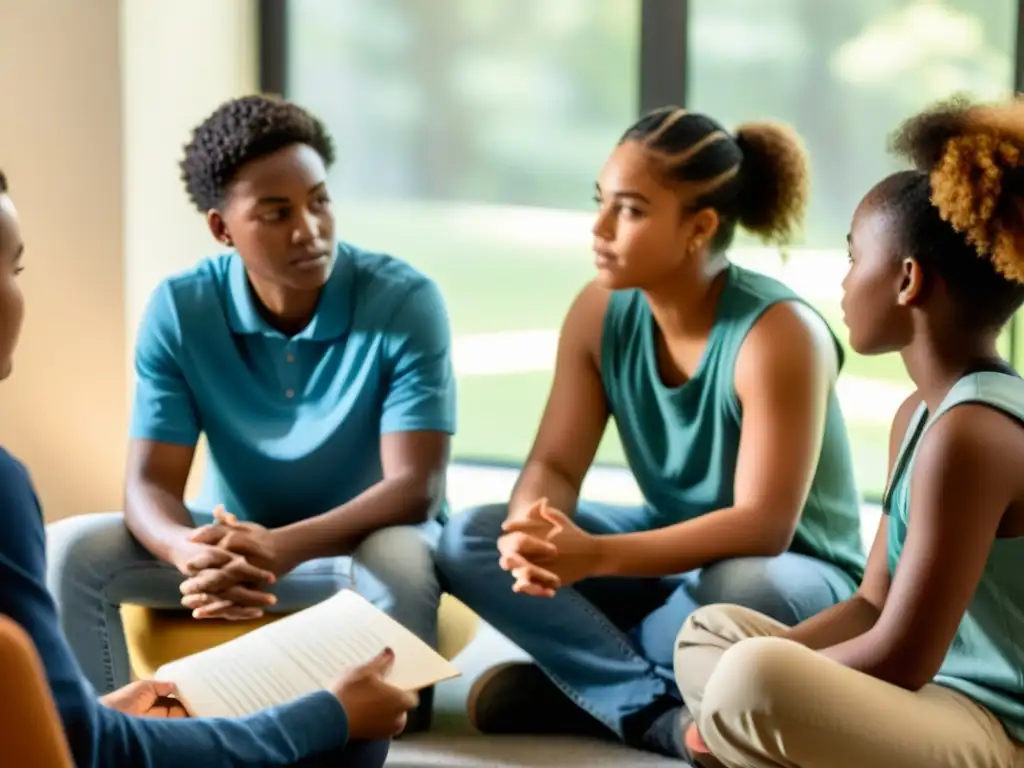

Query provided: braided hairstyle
[872,96,1024,331]
[620,107,809,253]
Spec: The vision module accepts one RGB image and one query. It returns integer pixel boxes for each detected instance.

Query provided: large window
[277,0,1021,499]
[286,0,640,467]
[687,0,1018,495]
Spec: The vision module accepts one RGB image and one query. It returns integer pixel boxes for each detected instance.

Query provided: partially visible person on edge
[673,99,1024,768]
[0,168,418,767]
[435,106,866,759]
[44,95,456,731]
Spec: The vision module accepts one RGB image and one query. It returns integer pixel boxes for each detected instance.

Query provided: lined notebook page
[154,590,461,718]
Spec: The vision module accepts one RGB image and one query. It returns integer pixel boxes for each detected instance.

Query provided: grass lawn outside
[335,199,1011,501]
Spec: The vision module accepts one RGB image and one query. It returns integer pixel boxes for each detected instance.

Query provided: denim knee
[356,524,436,581]
[693,555,838,625]
[353,525,441,646]
[45,512,142,603]
[354,524,440,605]
[434,503,507,575]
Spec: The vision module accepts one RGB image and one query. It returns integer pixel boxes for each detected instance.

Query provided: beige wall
[121,0,259,502]
[0,0,257,520]
[0,0,125,520]
[121,0,259,336]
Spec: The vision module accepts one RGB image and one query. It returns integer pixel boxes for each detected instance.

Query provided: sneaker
[467,661,615,739]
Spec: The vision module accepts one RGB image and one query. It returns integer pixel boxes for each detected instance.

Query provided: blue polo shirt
[129,242,456,528]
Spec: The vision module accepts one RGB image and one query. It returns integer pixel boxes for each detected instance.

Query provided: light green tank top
[884,371,1024,740]
[600,263,865,583]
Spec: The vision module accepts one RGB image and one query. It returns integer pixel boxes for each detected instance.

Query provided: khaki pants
[674,604,1024,768]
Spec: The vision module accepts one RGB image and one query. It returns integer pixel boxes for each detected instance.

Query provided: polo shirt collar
[224,244,352,341]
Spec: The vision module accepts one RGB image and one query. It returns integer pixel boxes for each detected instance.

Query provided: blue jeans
[45,511,442,694]
[436,501,856,737]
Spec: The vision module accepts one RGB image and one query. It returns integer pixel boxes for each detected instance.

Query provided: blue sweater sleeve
[94,691,350,766]
[0,449,351,767]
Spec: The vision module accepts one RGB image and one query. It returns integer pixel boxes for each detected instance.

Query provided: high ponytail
[870,96,1024,332]
[890,96,1024,283]
[734,122,809,246]
[620,107,809,252]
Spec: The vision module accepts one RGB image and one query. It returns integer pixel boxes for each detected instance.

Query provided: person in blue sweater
[0,168,417,766]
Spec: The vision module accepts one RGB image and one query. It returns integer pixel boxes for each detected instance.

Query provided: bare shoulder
[737,301,838,387]
[560,280,613,366]
[890,391,924,448]
[921,402,1024,483]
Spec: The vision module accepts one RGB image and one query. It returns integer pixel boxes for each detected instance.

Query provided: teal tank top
[600,263,865,582]
[884,371,1024,740]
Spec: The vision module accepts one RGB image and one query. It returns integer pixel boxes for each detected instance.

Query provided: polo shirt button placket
[284,343,297,399]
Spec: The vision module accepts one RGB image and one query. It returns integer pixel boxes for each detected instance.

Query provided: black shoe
[398,685,434,736]
[467,661,615,739]
[635,704,688,759]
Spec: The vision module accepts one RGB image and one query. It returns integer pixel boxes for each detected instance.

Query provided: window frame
[259,0,1024,501]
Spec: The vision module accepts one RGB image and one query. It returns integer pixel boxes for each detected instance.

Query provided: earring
[222,236,233,247]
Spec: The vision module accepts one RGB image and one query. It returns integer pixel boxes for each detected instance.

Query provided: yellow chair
[0,615,75,767]
[121,593,479,678]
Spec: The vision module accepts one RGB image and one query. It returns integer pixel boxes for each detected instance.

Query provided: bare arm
[594,302,836,577]
[126,413,276,617]
[783,392,922,649]
[123,439,198,566]
[508,282,611,520]
[125,282,205,568]
[822,403,1018,689]
[784,516,887,648]
[273,430,449,562]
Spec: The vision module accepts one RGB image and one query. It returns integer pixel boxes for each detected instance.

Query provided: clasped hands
[175,506,292,620]
[496,498,603,597]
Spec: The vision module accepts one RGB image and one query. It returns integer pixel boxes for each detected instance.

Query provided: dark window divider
[258,0,288,95]
[258,0,1024,490]
[639,0,688,115]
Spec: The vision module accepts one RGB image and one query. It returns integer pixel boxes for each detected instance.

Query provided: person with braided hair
[674,97,1024,768]
[436,107,866,758]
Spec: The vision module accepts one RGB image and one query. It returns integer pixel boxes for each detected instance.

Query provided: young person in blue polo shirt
[44,95,456,731]
[0,167,416,767]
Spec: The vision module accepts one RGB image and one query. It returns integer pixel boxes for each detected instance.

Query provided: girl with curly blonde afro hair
[438,106,868,759]
[673,97,1024,768]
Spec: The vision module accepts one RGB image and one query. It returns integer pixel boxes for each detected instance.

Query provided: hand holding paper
[330,648,419,739]
[155,590,460,719]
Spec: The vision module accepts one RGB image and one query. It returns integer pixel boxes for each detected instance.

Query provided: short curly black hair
[179,94,336,212]
[0,169,7,193]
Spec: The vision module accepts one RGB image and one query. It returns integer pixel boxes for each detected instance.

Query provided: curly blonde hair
[891,95,1024,282]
